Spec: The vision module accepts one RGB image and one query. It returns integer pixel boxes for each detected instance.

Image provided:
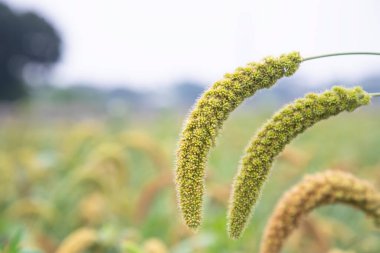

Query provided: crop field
[0,107,379,253]
[0,1,379,252]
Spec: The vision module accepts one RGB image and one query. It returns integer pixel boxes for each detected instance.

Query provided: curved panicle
[56,228,98,253]
[260,171,380,253]
[228,86,371,238]
[175,52,302,230]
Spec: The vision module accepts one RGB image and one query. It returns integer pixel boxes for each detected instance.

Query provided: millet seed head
[175,52,302,230]
[228,86,371,239]
[259,170,380,253]
[56,228,98,253]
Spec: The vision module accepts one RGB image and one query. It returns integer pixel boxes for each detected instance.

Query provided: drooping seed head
[259,170,380,253]
[56,228,98,253]
[228,86,371,239]
[175,52,302,230]
[120,130,170,172]
[79,192,107,225]
[328,249,356,253]
[135,171,172,223]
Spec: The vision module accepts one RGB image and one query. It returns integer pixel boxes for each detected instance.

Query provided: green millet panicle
[175,52,302,229]
[228,86,371,239]
[260,171,380,253]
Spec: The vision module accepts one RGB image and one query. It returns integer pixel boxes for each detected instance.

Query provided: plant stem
[370,93,380,97]
[302,52,380,62]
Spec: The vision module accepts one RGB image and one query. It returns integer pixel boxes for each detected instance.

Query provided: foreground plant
[259,170,380,253]
[228,86,371,238]
[175,52,302,229]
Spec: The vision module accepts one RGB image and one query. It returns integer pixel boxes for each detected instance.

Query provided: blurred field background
[0,0,380,252]
[1,106,380,253]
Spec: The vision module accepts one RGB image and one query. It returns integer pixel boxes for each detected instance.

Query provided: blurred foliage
[0,108,378,252]
[0,1,61,101]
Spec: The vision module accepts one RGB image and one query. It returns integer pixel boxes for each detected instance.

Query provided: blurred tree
[0,2,61,101]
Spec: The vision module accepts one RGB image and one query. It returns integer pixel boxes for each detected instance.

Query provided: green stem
[302,52,380,62]
[370,93,380,97]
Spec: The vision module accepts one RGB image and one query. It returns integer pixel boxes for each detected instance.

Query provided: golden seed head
[56,228,98,253]
[259,170,380,253]
[143,238,168,253]
[79,192,107,225]
[328,249,356,253]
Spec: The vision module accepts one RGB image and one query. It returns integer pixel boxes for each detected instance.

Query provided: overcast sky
[3,0,380,89]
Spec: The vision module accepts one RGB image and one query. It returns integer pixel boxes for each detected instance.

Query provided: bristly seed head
[259,170,380,253]
[228,86,371,239]
[175,52,302,230]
